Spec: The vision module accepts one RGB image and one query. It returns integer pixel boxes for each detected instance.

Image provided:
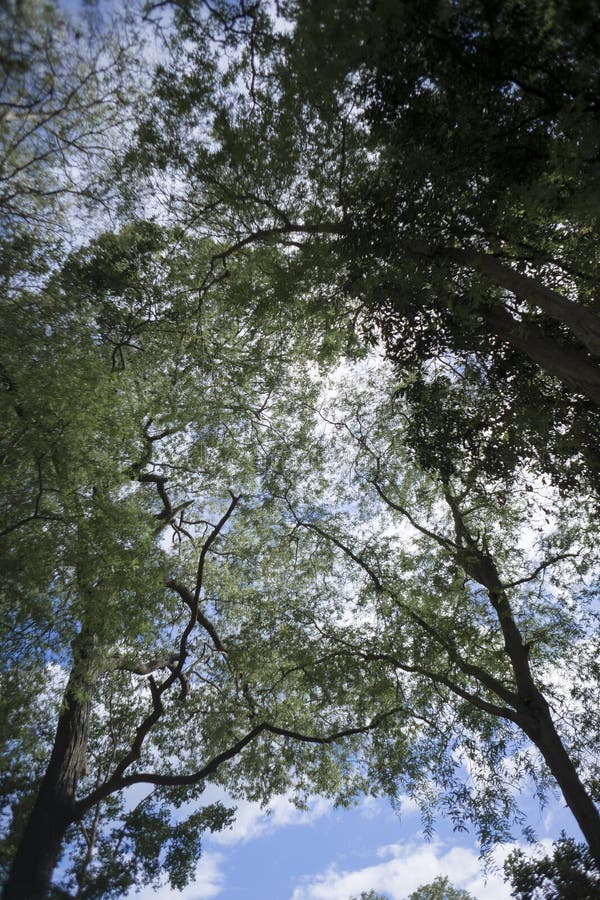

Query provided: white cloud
[289,839,516,900]
[359,796,418,821]
[134,852,224,900]
[210,793,333,846]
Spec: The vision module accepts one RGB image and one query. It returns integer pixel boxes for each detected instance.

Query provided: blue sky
[133,782,582,900]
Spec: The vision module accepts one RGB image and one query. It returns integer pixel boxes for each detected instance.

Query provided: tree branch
[369,476,458,553]
[112,653,182,676]
[87,496,241,806]
[165,579,227,653]
[296,516,520,708]
[75,707,404,812]
[502,552,579,590]
[442,246,600,359]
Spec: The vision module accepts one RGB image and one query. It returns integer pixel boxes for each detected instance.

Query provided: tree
[0,7,387,894]
[407,876,477,900]
[349,891,389,900]
[504,835,600,900]
[349,883,478,900]
[121,8,600,855]
[135,0,600,494]
[3,2,600,894]
[0,227,390,898]
[258,362,600,859]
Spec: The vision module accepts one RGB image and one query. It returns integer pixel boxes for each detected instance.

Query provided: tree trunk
[521,699,600,867]
[480,304,600,407]
[3,633,97,900]
[448,504,600,866]
[444,247,600,360]
[406,240,600,403]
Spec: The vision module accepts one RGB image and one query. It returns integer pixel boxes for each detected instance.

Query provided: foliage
[2,1,600,895]
[348,876,478,900]
[134,0,600,496]
[0,0,140,238]
[349,891,389,900]
[407,876,477,900]
[53,796,234,898]
[504,835,600,900]
[253,361,600,850]
[0,220,371,894]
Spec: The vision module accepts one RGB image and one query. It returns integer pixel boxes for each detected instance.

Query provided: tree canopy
[1,1,599,897]
[1,223,385,897]
[504,834,600,900]
[407,876,478,900]
[349,875,478,899]
[135,0,600,493]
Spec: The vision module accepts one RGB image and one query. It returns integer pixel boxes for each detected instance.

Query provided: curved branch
[75,706,403,814]
[89,496,241,803]
[369,477,458,552]
[502,552,579,590]
[166,579,226,652]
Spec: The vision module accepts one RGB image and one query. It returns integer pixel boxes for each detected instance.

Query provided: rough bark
[2,633,97,900]
[478,600,600,860]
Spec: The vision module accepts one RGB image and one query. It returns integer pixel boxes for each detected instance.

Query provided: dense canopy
[1,1,599,897]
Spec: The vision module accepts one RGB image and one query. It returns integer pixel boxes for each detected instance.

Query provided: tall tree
[504,834,600,900]
[407,877,478,900]
[3,2,599,894]
[259,361,599,860]
[135,0,600,492]
[0,229,389,898]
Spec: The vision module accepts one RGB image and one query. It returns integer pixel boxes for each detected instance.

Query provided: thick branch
[112,653,182,676]
[480,303,600,406]
[204,222,600,404]
[165,579,226,652]
[443,246,600,359]
[196,221,600,369]
[441,488,542,705]
[192,493,240,608]
[75,708,401,814]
